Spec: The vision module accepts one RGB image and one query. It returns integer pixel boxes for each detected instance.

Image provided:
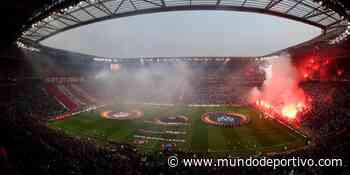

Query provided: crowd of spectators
[0,68,348,175]
[301,81,350,138]
[183,65,262,105]
[0,47,349,174]
[3,81,67,120]
[0,77,145,175]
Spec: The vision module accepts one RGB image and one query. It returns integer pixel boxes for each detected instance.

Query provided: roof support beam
[86,0,111,16]
[40,28,54,34]
[160,0,166,7]
[97,0,114,15]
[23,36,41,41]
[80,5,97,19]
[27,33,43,38]
[304,9,331,19]
[265,0,283,10]
[39,21,60,31]
[140,0,163,7]
[54,17,70,26]
[326,20,345,29]
[27,15,68,38]
[45,23,60,30]
[285,0,302,14]
[114,0,126,14]
[56,15,79,24]
[40,25,57,31]
[302,5,322,18]
[29,29,42,36]
[66,13,82,23]
[295,0,338,21]
[241,0,248,7]
[317,12,335,23]
[37,4,326,42]
[129,0,138,10]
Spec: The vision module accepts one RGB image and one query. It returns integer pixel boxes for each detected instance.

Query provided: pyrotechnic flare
[250,53,307,120]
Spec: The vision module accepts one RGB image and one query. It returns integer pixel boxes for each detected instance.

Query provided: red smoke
[298,55,335,81]
[250,53,307,121]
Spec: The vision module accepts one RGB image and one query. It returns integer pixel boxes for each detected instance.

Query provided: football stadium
[1,0,350,175]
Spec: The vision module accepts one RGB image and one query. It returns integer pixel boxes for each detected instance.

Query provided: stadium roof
[21,0,348,42]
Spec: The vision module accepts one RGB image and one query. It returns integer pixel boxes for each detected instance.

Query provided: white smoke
[99,62,194,104]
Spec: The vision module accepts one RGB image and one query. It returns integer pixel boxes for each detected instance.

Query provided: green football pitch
[48,104,307,155]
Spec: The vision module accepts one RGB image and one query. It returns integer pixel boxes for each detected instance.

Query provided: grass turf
[48,104,306,155]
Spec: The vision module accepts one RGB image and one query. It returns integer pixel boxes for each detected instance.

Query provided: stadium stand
[1,0,350,174]
[0,45,349,174]
[45,84,78,112]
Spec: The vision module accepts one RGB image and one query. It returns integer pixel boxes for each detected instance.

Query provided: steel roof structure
[22,0,348,42]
